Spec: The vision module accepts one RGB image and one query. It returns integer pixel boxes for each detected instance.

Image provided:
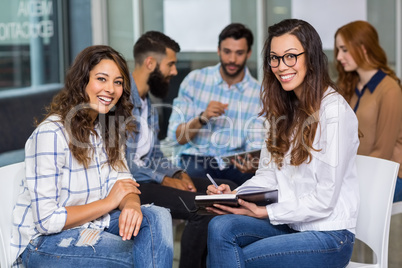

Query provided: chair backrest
[348,155,399,268]
[0,162,25,268]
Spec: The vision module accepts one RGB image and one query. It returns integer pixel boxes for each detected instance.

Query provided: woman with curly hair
[335,20,402,202]
[206,19,359,267]
[11,45,173,267]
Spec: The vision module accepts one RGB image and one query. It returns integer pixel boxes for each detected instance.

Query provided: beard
[220,56,247,78]
[147,65,171,99]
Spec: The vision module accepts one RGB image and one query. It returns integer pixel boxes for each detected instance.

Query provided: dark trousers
[180,154,254,186]
[139,177,237,268]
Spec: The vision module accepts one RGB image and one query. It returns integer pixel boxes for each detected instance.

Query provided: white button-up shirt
[237,88,360,233]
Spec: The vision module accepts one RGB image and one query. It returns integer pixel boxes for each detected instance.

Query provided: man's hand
[176,101,228,145]
[231,153,259,173]
[161,176,196,192]
[202,101,228,121]
[178,172,197,192]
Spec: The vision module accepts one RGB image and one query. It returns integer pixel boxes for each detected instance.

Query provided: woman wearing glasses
[335,20,402,202]
[206,19,359,267]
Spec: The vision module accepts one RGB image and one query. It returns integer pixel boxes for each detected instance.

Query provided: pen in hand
[206,173,222,194]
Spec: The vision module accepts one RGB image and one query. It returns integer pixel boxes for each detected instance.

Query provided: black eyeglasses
[267,52,305,68]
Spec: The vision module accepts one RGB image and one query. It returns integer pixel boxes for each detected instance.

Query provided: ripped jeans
[21,205,173,268]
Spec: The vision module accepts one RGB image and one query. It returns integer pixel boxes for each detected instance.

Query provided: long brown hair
[260,19,336,168]
[43,45,135,169]
[335,20,401,101]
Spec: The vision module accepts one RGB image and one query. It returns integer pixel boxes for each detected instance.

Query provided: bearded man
[167,23,264,186]
[126,31,236,268]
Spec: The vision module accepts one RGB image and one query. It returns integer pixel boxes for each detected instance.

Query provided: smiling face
[270,33,306,98]
[335,34,359,72]
[86,59,124,120]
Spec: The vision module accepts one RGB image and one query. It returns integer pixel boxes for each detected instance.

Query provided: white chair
[0,162,25,268]
[391,201,402,216]
[347,155,400,268]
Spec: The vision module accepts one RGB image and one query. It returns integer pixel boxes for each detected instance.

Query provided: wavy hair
[260,19,336,168]
[335,20,401,101]
[42,45,135,169]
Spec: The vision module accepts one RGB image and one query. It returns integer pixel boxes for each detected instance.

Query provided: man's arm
[175,113,206,145]
[126,158,196,192]
[175,101,228,144]
[125,119,197,191]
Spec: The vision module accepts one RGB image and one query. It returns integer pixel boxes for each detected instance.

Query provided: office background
[1,1,402,267]
[0,0,401,159]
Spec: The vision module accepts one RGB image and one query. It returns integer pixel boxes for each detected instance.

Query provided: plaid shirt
[167,63,265,157]
[10,115,133,266]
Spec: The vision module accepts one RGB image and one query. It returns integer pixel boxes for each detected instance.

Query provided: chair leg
[356,240,366,263]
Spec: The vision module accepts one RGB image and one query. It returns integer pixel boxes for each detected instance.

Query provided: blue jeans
[180,154,253,186]
[207,215,355,268]
[393,176,402,202]
[21,205,173,268]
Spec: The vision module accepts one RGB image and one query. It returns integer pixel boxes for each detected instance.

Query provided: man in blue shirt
[168,23,265,185]
[126,31,236,268]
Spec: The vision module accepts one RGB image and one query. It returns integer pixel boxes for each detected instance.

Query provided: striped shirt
[10,115,133,266]
[167,63,265,157]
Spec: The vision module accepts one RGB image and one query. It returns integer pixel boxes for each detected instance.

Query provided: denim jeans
[180,154,254,186]
[207,215,355,268]
[21,205,173,268]
[393,176,402,202]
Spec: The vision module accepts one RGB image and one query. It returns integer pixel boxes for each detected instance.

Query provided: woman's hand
[206,183,232,195]
[206,199,269,219]
[63,179,140,231]
[106,179,141,209]
[118,195,142,240]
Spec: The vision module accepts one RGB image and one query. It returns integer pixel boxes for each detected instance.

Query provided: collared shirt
[353,69,386,112]
[167,63,265,157]
[239,88,360,232]
[132,96,152,167]
[350,70,402,177]
[11,115,133,266]
[125,75,182,184]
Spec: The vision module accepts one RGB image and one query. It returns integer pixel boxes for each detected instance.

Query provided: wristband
[198,111,208,125]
